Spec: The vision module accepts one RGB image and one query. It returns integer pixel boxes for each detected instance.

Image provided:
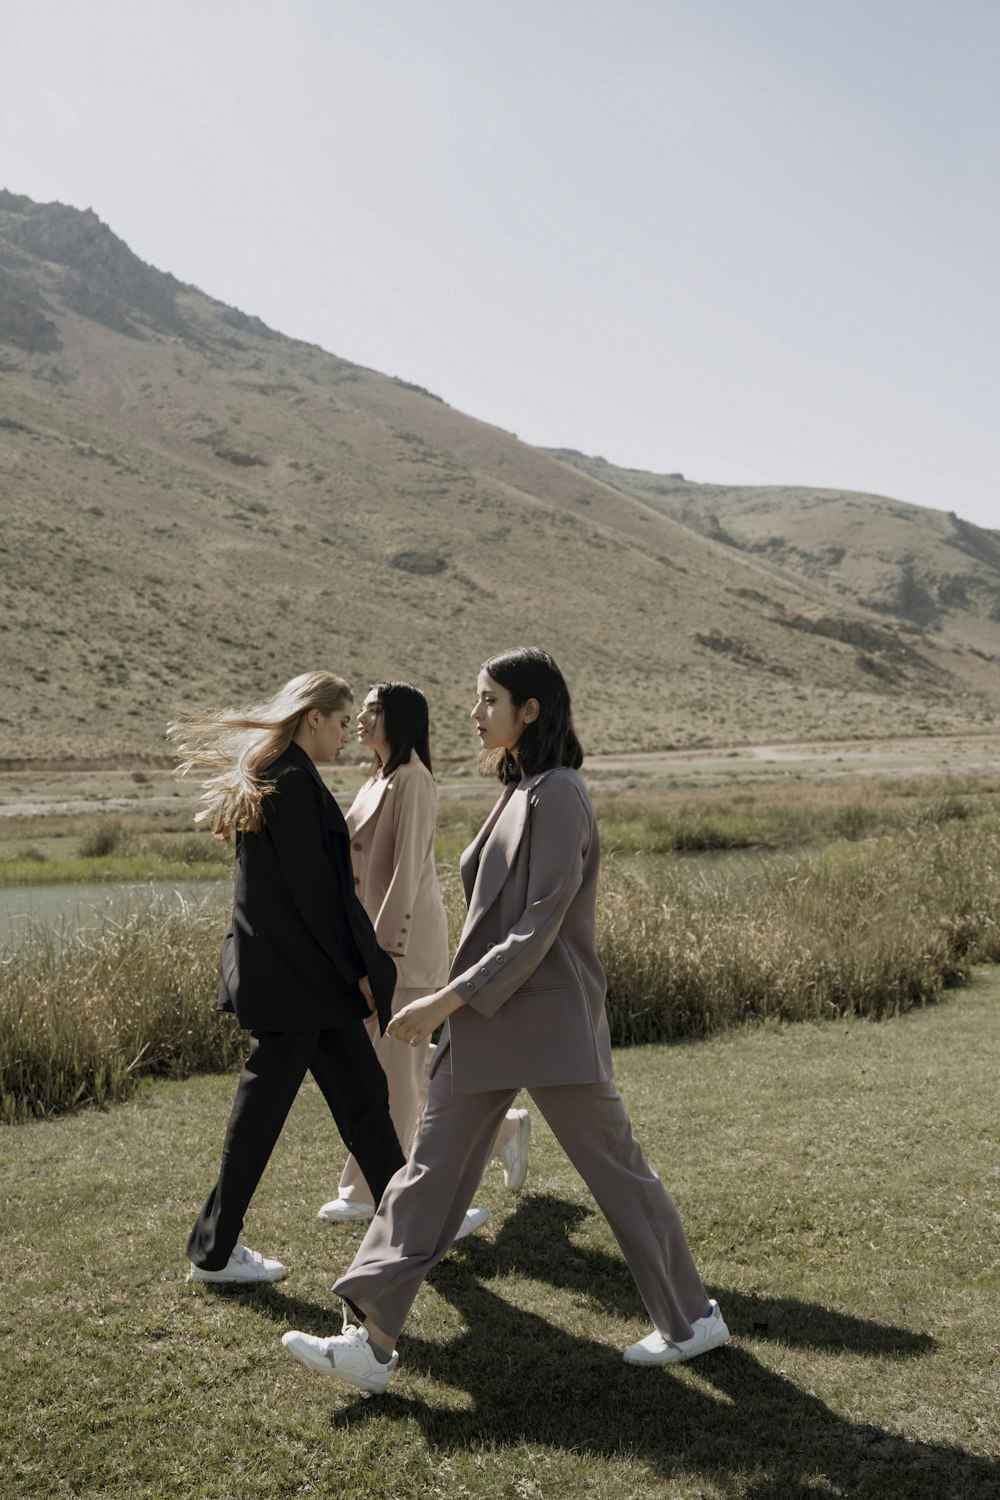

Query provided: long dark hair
[369,681,433,777]
[481,647,584,784]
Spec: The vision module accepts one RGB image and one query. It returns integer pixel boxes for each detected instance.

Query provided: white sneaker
[281,1325,398,1394]
[624,1300,730,1365]
[317,1197,375,1224]
[454,1206,489,1241]
[497,1108,531,1193]
[187,1242,288,1284]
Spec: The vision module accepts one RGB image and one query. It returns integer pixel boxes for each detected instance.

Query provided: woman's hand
[388,988,464,1047]
[357,975,377,1015]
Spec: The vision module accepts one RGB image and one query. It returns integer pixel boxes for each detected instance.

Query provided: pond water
[0,845,809,951]
[0,879,230,951]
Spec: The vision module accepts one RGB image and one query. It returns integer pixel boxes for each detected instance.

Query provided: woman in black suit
[170,670,404,1284]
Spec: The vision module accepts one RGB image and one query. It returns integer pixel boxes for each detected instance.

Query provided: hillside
[1,190,998,765]
[547,451,1000,659]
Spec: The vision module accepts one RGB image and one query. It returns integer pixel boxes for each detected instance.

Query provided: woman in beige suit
[317,681,530,1229]
[282,650,728,1393]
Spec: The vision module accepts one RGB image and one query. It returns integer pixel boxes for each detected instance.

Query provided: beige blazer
[345,752,450,991]
[434,766,613,1094]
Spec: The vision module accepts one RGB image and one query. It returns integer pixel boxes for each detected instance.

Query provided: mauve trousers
[333,1046,710,1344]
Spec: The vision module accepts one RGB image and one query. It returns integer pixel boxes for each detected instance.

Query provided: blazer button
[353,841,362,851]
[404,913,412,920]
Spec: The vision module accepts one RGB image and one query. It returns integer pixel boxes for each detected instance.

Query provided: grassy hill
[1,189,998,765]
[547,451,1000,659]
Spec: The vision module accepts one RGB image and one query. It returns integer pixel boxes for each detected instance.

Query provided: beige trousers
[337,990,519,1205]
[338,988,431,1203]
[334,1045,710,1345]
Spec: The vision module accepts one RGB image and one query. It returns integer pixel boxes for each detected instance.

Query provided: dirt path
[2,733,999,818]
[583,731,1000,786]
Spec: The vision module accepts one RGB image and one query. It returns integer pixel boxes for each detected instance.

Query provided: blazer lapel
[460,783,517,905]
[280,741,350,851]
[463,770,553,918]
[346,774,393,839]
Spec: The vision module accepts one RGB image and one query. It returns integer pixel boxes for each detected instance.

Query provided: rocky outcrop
[0,263,60,351]
[0,195,185,334]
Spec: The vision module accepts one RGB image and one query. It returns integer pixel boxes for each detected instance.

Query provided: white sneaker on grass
[317,1197,375,1223]
[318,1201,485,1240]
[624,1300,730,1365]
[454,1206,488,1241]
[497,1108,531,1193]
[281,1324,398,1394]
[187,1243,288,1284]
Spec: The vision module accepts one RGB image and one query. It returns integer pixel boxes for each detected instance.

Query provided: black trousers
[187,1024,405,1270]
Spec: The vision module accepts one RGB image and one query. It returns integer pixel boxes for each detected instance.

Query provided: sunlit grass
[2,977,998,1498]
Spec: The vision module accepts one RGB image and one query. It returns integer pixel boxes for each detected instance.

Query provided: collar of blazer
[276,740,349,840]
[346,749,416,839]
[461,767,555,912]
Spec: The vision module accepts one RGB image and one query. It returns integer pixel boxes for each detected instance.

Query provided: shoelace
[333,1306,374,1353]
[236,1245,269,1272]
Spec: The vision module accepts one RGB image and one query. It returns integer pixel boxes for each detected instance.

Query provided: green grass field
[2,973,998,1499]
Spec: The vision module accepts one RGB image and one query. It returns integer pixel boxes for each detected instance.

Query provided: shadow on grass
[246,1193,996,1497]
[191,1278,336,1331]
[475,1195,936,1358]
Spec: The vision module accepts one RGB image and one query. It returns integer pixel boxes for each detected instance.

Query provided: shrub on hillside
[78,819,128,858]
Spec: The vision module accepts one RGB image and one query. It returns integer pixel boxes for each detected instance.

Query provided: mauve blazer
[345,752,450,991]
[218,741,396,1034]
[433,766,613,1094]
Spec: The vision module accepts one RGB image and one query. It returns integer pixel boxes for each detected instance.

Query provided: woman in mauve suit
[317,681,531,1228]
[281,649,728,1390]
[171,671,404,1285]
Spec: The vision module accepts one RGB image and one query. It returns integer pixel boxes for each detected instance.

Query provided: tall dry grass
[597,821,1000,1043]
[0,895,242,1123]
[2,816,998,1122]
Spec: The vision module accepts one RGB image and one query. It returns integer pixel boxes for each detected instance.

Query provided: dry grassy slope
[547,451,1000,660]
[1,192,998,764]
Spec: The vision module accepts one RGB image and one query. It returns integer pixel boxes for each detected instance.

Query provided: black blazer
[218,741,396,1033]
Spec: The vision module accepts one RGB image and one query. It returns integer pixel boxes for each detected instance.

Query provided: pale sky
[2,0,997,529]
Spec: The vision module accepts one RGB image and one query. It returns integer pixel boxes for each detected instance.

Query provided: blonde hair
[168,671,352,840]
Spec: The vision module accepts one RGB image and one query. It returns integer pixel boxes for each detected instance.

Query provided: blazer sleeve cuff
[374,915,410,958]
[449,951,519,1017]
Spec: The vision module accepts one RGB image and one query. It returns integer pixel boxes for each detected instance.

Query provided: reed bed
[0,894,242,1123]
[598,820,1000,1042]
[2,817,998,1123]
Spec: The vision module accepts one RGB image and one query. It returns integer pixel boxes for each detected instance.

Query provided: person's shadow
[260,1194,999,1498]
